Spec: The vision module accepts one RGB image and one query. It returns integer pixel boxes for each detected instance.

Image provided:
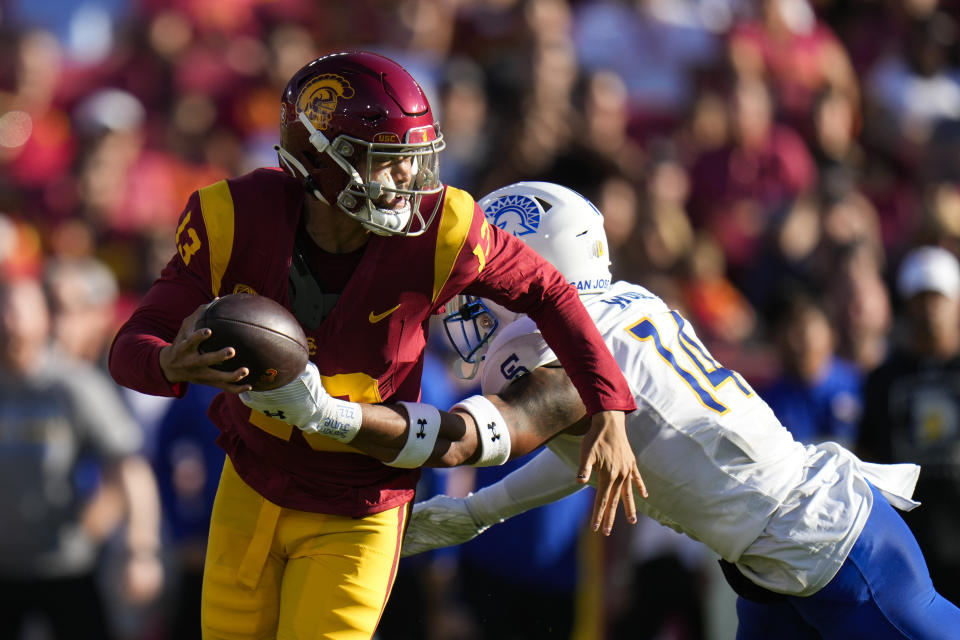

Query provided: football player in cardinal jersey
[108,53,639,639]
[244,182,960,638]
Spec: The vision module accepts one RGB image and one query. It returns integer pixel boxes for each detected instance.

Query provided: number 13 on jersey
[626,311,753,414]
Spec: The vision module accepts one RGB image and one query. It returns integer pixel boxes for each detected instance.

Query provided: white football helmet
[443,181,611,378]
[480,181,612,294]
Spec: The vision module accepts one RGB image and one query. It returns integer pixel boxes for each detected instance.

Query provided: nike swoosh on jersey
[368,303,401,323]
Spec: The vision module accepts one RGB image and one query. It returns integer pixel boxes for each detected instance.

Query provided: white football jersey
[480,280,920,596]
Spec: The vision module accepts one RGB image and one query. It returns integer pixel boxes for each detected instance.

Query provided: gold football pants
[201,457,408,639]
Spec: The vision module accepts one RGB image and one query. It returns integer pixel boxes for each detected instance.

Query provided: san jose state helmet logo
[484,195,541,237]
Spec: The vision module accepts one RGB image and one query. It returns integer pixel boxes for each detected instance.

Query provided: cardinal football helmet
[277,51,445,236]
[443,181,612,377]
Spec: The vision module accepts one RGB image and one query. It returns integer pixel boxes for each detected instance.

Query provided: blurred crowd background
[2,0,960,639]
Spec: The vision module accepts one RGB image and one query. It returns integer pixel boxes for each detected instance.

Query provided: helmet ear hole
[534,197,553,211]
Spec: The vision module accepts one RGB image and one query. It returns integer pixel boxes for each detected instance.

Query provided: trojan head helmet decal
[297,74,355,131]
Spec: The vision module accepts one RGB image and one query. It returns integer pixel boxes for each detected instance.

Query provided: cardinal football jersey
[111,169,634,517]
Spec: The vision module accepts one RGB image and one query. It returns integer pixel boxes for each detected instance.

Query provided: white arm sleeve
[400,446,584,558]
[240,362,362,441]
[466,448,584,526]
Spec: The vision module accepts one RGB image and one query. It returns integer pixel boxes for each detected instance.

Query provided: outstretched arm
[240,362,643,533]
[401,448,584,557]
[242,363,583,465]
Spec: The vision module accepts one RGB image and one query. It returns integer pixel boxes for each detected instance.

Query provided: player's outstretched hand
[158,301,252,393]
[401,494,491,558]
[577,410,646,535]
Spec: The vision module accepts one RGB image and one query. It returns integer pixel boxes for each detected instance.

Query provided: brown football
[195,293,309,391]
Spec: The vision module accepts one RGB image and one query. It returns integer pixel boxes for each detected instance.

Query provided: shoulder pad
[480,317,556,395]
[432,186,478,303]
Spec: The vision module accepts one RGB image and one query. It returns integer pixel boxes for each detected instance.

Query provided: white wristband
[453,395,511,466]
[386,402,441,468]
[306,397,362,443]
[240,363,362,442]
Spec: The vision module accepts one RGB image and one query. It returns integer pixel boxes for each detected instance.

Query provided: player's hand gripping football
[158,301,252,393]
[578,410,646,535]
[240,361,327,430]
[400,494,493,557]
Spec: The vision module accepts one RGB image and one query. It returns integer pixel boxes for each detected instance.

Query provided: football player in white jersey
[241,182,960,637]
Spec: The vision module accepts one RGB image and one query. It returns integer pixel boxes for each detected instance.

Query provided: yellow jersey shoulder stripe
[432,186,476,303]
[198,180,235,297]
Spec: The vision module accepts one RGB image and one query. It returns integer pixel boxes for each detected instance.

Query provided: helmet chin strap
[455,358,482,381]
[278,112,360,206]
[275,144,329,204]
[298,111,366,193]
